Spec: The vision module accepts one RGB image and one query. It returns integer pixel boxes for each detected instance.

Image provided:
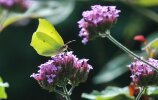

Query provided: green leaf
[1,0,75,31]
[147,86,158,95]
[81,86,134,100]
[81,86,158,100]
[127,0,158,7]
[93,54,132,84]
[0,77,9,99]
[142,32,158,50]
[135,0,158,7]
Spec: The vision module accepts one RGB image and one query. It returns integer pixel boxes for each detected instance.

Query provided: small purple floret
[30,60,61,85]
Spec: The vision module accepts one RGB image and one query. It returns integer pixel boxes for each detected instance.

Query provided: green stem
[63,86,71,100]
[103,30,158,72]
[136,87,145,100]
[68,85,75,95]
[54,89,66,97]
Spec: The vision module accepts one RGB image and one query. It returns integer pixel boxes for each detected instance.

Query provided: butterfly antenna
[65,40,76,45]
[68,47,73,51]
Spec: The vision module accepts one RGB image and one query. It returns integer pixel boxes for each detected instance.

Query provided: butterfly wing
[36,18,64,46]
[30,18,65,56]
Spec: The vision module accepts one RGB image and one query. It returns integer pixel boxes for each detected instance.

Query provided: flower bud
[134,35,146,42]
[68,59,92,85]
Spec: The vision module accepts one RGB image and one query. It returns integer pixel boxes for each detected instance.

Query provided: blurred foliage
[82,86,134,100]
[0,0,75,31]
[131,0,158,7]
[93,53,132,84]
[82,86,158,100]
[0,77,8,99]
[0,0,158,100]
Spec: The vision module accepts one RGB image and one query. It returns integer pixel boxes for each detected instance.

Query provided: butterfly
[30,18,69,57]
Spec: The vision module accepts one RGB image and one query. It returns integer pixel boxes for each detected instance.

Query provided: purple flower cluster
[52,51,92,85]
[30,60,61,91]
[0,0,14,8]
[78,5,121,44]
[0,0,30,12]
[128,58,158,86]
[31,51,92,91]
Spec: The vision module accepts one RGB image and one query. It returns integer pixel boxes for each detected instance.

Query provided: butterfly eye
[62,45,68,49]
[60,45,68,52]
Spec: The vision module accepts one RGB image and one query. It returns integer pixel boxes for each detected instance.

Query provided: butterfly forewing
[37,19,64,46]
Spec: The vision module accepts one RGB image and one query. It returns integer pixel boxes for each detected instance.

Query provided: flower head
[128,58,158,86]
[52,51,93,86]
[0,0,30,12]
[78,5,121,44]
[31,51,92,91]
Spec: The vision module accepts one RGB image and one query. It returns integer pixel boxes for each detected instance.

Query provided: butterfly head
[60,40,76,52]
[61,45,68,52]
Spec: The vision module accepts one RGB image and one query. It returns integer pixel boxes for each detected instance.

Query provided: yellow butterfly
[30,18,68,57]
